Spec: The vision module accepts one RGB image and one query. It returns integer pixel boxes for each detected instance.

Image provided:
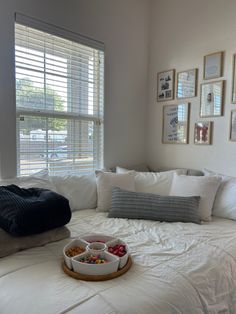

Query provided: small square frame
[162,103,190,144]
[194,121,213,145]
[231,54,236,103]
[203,51,224,80]
[230,110,236,141]
[200,80,224,117]
[177,68,198,99]
[157,69,175,102]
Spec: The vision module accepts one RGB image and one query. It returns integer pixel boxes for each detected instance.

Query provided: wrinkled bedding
[0,209,236,314]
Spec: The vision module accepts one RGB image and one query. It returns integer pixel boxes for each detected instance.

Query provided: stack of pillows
[96,167,236,225]
[1,166,236,258]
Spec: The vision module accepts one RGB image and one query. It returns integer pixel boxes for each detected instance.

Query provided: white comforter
[1,210,236,314]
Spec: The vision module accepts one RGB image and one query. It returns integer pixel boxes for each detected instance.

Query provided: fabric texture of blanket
[0,185,71,236]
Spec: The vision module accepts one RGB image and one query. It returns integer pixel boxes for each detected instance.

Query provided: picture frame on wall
[162,103,190,144]
[231,54,236,103]
[194,121,212,145]
[157,69,175,102]
[200,80,224,117]
[177,68,198,99]
[230,110,236,141]
[203,51,223,80]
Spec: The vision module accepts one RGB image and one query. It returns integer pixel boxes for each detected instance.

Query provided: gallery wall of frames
[158,51,236,145]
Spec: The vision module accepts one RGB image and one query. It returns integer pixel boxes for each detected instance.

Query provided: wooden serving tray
[62,256,132,281]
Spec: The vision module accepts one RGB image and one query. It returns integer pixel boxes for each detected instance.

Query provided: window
[15,14,104,176]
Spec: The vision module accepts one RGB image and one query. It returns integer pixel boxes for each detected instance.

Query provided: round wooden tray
[62,256,132,281]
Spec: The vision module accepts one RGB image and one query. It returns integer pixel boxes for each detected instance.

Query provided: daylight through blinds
[15,21,104,176]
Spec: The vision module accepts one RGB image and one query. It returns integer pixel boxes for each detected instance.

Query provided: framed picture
[177,68,198,99]
[162,103,190,144]
[203,51,223,80]
[232,54,236,103]
[157,69,175,102]
[230,110,236,141]
[200,80,224,117]
[194,121,212,145]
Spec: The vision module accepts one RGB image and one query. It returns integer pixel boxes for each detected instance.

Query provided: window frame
[15,14,105,176]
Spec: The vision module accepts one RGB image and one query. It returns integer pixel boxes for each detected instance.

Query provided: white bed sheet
[1,209,236,314]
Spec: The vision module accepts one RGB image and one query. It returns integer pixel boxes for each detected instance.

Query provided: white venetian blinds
[15,14,104,176]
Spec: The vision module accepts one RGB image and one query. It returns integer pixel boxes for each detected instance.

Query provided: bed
[1,209,236,314]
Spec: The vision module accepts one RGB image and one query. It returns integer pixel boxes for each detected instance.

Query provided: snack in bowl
[107,240,129,269]
[65,246,85,257]
[63,238,88,270]
[72,250,120,275]
[108,244,126,257]
[80,255,108,264]
[63,235,129,275]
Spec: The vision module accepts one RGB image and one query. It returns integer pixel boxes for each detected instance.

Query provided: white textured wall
[147,0,236,176]
[3,0,235,178]
[0,0,150,178]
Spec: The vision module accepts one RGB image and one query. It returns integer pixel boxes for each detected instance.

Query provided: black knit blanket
[0,185,71,236]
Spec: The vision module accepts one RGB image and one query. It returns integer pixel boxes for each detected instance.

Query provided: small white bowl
[86,242,107,255]
[72,251,119,275]
[63,239,88,270]
[107,239,129,269]
[81,233,116,244]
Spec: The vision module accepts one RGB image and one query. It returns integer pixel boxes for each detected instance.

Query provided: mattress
[0,209,236,314]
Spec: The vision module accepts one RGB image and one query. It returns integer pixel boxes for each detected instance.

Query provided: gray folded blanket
[0,226,70,258]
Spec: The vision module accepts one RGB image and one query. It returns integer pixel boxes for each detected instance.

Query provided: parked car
[40,146,68,159]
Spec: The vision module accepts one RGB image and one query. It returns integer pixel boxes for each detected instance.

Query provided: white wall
[147,0,236,176]
[4,0,235,178]
[0,0,150,178]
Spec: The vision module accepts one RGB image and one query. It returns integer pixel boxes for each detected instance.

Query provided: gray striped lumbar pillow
[108,187,201,224]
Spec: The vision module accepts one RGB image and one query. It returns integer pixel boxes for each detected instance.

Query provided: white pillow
[169,174,222,221]
[116,169,186,196]
[50,174,97,211]
[204,169,236,220]
[96,171,135,212]
[0,170,55,191]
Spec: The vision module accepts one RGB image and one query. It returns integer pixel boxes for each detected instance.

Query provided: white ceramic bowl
[81,233,116,244]
[86,242,107,255]
[107,239,129,269]
[63,238,88,270]
[72,251,119,275]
